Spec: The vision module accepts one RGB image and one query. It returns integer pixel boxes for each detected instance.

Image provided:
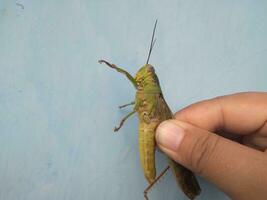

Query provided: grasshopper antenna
[146,19,158,64]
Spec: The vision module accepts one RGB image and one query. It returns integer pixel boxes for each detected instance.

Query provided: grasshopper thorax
[135,64,161,93]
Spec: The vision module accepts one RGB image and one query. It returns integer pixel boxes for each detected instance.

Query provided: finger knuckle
[188,133,220,175]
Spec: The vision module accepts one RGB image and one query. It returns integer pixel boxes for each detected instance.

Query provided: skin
[156,92,267,200]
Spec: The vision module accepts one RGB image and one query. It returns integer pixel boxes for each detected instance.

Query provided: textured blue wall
[0,1,266,200]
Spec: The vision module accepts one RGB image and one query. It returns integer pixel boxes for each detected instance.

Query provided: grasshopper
[99,20,201,200]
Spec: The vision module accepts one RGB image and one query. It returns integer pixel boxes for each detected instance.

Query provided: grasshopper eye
[136,81,142,87]
[147,66,155,73]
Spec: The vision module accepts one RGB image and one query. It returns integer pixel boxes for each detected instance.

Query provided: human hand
[156,92,267,200]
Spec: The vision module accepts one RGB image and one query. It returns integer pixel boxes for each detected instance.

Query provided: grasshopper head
[135,64,161,92]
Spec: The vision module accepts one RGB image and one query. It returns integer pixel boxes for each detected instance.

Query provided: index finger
[175,92,267,135]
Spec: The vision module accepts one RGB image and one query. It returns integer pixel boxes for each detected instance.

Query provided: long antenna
[146,19,158,64]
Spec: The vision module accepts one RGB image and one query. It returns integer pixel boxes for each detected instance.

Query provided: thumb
[156,120,267,199]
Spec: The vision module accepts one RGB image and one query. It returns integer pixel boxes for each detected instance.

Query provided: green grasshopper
[99,20,201,200]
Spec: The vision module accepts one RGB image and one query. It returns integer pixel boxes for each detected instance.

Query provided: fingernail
[156,121,184,151]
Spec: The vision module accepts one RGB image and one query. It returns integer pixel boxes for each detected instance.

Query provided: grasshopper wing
[156,94,201,199]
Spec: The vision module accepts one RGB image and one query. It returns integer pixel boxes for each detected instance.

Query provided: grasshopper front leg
[114,110,136,132]
[119,101,135,109]
[98,59,137,89]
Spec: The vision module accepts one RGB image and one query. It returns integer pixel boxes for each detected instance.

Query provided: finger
[242,121,267,151]
[156,120,267,199]
[175,92,267,135]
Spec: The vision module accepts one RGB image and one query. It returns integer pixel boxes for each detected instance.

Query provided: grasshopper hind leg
[143,166,170,200]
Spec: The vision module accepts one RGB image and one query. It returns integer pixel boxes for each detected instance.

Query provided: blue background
[0,1,266,200]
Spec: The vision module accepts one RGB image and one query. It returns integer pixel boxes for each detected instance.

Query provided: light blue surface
[0,1,266,200]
